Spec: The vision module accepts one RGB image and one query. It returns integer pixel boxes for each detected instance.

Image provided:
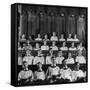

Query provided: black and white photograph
[11,3,88,86]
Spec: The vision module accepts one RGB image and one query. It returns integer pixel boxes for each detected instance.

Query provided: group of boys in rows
[20,32,79,42]
[18,56,86,85]
[18,32,86,85]
[18,49,86,85]
[18,32,85,52]
[18,49,86,65]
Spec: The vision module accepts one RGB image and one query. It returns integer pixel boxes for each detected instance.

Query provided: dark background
[17,4,87,42]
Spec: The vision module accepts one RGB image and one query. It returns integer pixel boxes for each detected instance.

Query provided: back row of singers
[18,41,85,52]
[18,59,86,85]
[21,32,79,42]
[18,49,86,66]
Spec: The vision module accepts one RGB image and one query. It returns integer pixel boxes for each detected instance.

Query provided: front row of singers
[18,58,86,85]
[20,32,79,42]
[18,49,86,66]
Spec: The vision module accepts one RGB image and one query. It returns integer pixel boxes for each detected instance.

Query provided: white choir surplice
[60,47,68,51]
[50,36,58,41]
[18,69,33,81]
[34,48,40,51]
[18,56,23,65]
[59,38,65,41]
[69,47,77,51]
[60,68,72,81]
[76,56,86,64]
[34,71,45,80]
[23,56,34,65]
[55,56,64,64]
[67,38,73,41]
[66,58,75,64]
[46,56,52,64]
[50,46,58,50]
[41,45,49,50]
[72,70,86,81]
[48,66,60,76]
[77,46,84,52]
[73,38,79,42]
[35,38,42,41]
[33,56,44,65]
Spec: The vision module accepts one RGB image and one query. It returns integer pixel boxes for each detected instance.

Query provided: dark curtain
[66,16,76,36]
[28,13,39,38]
[28,12,32,37]
[21,13,76,39]
[55,15,66,38]
[77,16,85,41]
[39,13,44,36]
[21,13,28,38]
[20,7,86,41]
[46,15,52,34]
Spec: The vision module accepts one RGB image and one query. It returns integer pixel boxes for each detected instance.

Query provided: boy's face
[50,50,53,55]
[53,32,55,36]
[22,34,25,38]
[26,50,31,56]
[27,40,30,44]
[63,61,67,67]
[38,51,42,56]
[23,44,26,47]
[52,42,55,46]
[36,43,39,47]
[68,53,72,58]
[29,36,31,39]
[45,35,47,38]
[75,63,80,70]
[51,57,56,66]
[81,14,84,18]
[63,42,65,47]
[38,34,40,38]
[58,51,62,56]
[38,63,42,69]
[23,62,28,69]
[74,35,76,38]
[78,51,82,56]
[72,43,74,47]
[44,41,47,45]
[69,34,71,38]
[80,43,82,46]
[61,34,63,38]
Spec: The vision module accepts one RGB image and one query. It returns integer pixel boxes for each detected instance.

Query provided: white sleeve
[23,57,26,62]
[46,67,51,77]
[75,56,78,62]
[60,69,63,78]
[56,37,58,41]
[46,56,50,64]
[82,56,86,63]
[41,46,43,50]
[30,71,34,80]
[47,46,49,50]
[50,37,52,41]
[33,57,37,65]
[71,71,77,81]
[18,71,22,81]
[46,57,48,64]
[72,58,75,63]
[31,56,34,65]
[42,57,45,64]
[35,38,37,41]
[57,67,60,73]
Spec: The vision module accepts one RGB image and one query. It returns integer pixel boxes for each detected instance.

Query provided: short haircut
[22,61,27,64]
[75,62,79,66]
